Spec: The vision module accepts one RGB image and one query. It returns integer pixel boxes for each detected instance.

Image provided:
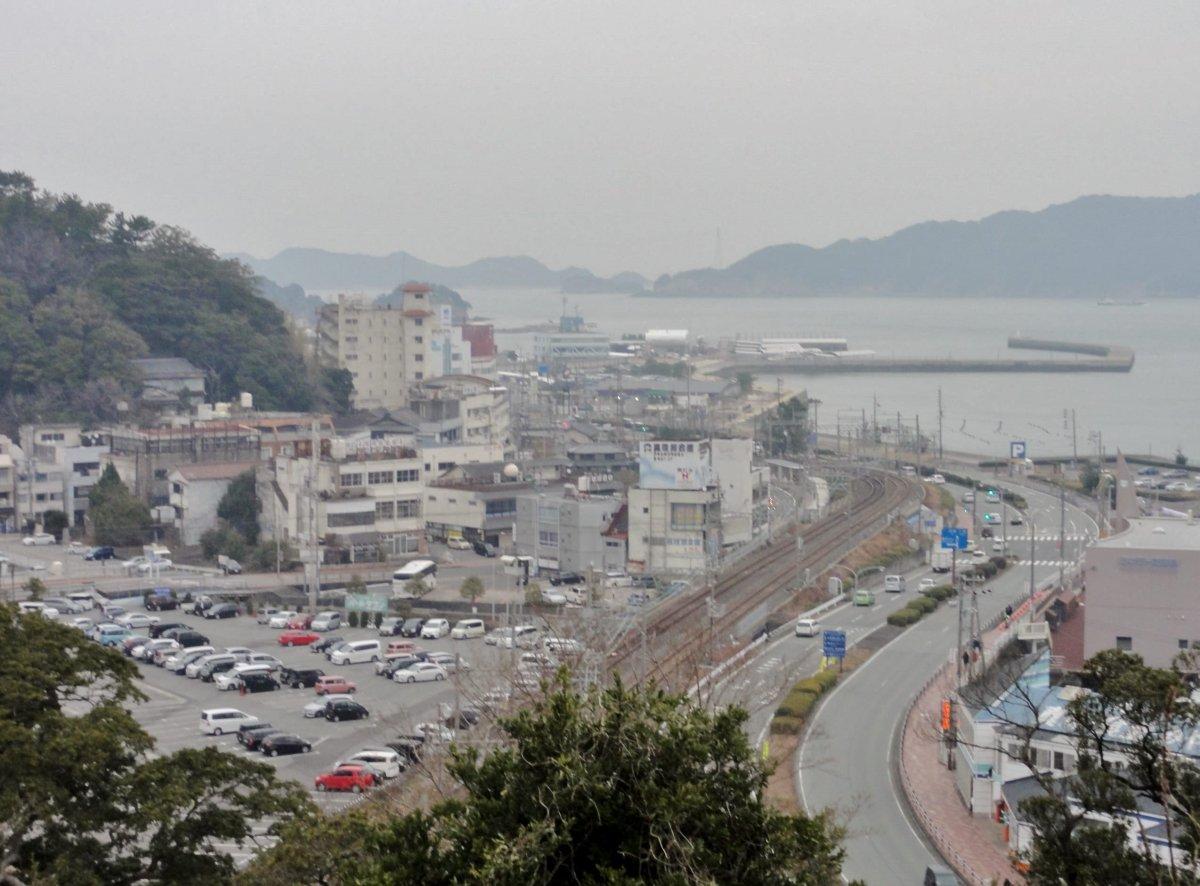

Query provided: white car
[268,611,298,628]
[67,541,88,555]
[929,473,946,485]
[414,721,454,743]
[310,611,342,631]
[136,558,172,574]
[427,651,469,672]
[446,537,471,550]
[215,667,270,691]
[918,578,937,592]
[233,654,282,673]
[337,749,403,779]
[44,596,88,614]
[392,662,448,684]
[17,601,59,618]
[303,693,352,718]
[122,556,147,569]
[164,647,214,673]
[138,639,180,662]
[485,625,538,648]
[22,533,55,546]
[420,618,450,639]
[540,589,568,606]
[115,612,160,630]
[69,616,95,631]
[256,608,281,625]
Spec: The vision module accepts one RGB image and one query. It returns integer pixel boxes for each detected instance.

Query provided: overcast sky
[2,1,1198,276]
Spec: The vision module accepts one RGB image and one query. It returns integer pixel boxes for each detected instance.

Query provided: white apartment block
[409,375,511,450]
[317,283,469,411]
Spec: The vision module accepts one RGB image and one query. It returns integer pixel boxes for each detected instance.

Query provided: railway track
[610,469,914,685]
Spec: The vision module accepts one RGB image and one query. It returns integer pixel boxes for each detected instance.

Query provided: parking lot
[110,597,549,812]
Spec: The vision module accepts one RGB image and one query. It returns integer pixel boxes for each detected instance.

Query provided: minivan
[450,619,485,640]
[311,611,342,631]
[187,653,234,679]
[420,618,450,639]
[795,618,819,637]
[884,574,906,593]
[330,639,382,665]
[200,708,260,736]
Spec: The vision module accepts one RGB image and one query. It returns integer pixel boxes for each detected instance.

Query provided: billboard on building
[638,440,710,490]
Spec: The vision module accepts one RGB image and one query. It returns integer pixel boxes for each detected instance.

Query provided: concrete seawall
[716,338,1134,376]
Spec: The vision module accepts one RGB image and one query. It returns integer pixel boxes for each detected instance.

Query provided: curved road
[797,479,1096,885]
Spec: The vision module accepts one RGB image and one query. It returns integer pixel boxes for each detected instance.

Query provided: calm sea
[453,288,1198,462]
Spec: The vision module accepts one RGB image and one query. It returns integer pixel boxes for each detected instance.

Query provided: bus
[392,559,438,596]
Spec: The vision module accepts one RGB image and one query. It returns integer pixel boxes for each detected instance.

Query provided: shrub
[786,691,818,720]
[813,669,839,692]
[990,556,1007,571]
[770,716,804,735]
[347,611,360,628]
[909,596,936,614]
[887,608,921,627]
[794,677,825,697]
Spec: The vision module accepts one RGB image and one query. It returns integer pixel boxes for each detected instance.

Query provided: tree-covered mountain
[253,275,326,324]
[651,194,1200,298]
[235,246,644,294]
[0,172,349,433]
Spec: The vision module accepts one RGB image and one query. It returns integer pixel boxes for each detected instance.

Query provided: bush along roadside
[770,666,841,735]
[886,583,955,628]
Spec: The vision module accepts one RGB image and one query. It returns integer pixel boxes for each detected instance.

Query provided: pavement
[795,478,1096,885]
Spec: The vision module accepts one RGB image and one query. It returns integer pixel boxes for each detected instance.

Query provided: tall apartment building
[16,424,109,529]
[317,283,470,411]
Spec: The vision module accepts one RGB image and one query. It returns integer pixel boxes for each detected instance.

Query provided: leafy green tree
[737,370,755,394]
[243,676,846,885]
[459,575,485,605]
[22,576,45,600]
[216,470,260,545]
[89,465,152,547]
[346,574,367,596]
[200,525,247,562]
[0,604,312,883]
[41,508,69,541]
[247,539,296,573]
[404,577,428,598]
[1080,462,1101,495]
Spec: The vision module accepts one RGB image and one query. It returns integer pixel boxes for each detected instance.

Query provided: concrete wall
[514,495,625,574]
[710,437,753,546]
[172,475,232,546]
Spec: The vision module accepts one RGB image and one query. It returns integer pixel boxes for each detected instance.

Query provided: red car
[314,675,356,695]
[278,630,320,647]
[286,613,314,630]
[315,763,378,793]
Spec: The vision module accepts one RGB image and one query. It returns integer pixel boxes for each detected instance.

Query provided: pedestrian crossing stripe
[1005,534,1091,542]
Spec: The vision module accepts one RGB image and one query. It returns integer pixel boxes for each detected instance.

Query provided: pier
[714,337,1134,376]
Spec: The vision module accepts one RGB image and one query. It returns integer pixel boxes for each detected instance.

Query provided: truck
[930,547,954,574]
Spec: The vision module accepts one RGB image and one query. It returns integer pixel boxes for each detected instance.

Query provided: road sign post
[822,629,847,672]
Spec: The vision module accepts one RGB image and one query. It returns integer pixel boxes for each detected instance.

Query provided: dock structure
[715,337,1134,376]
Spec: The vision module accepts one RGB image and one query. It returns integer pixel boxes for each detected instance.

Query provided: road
[797,479,1096,885]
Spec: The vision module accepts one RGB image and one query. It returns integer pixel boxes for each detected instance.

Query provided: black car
[446,707,482,730]
[144,591,179,611]
[311,636,343,654]
[174,630,209,648]
[549,572,583,587]
[243,728,283,751]
[84,546,115,561]
[201,660,237,682]
[378,655,420,678]
[149,621,188,638]
[280,666,325,688]
[385,739,424,765]
[204,603,239,620]
[472,541,498,558]
[325,699,369,722]
[260,733,312,757]
[237,722,273,746]
[399,618,425,638]
[240,672,280,693]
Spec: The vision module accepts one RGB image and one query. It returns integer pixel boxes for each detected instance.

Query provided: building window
[415,372,423,380]
[340,472,364,488]
[1181,639,1191,651]
[1116,636,1133,651]
[397,469,419,483]
[414,318,423,327]
[368,470,395,485]
[396,499,421,518]
[415,354,423,362]
[671,503,704,529]
[376,501,395,520]
[485,498,516,516]
[401,534,419,553]
[327,511,374,527]
[414,336,423,343]
[538,529,559,546]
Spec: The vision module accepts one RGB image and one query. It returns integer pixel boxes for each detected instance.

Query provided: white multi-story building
[168,461,258,546]
[317,283,469,411]
[409,374,511,450]
[16,425,109,530]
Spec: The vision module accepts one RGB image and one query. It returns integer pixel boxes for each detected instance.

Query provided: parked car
[242,728,283,751]
[121,634,151,655]
[982,512,1000,525]
[205,603,239,620]
[84,545,116,561]
[450,618,485,640]
[330,639,382,665]
[240,672,281,694]
[186,595,215,617]
[310,611,341,631]
[541,589,568,606]
[95,624,131,647]
[471,540,498,558]
[280,666,325,688]
[378,617,405,636]
[399,618,426,638]
[200,659,239,682]
[303,693,351,718]
[215,668,266,691]
[143,590,179,611]
[260,733,312,756]
[278,630,321,647]
[135,638,180,662]
[256,608,281,625]
[115,612,160,630]
[217,554,242,575]
[18,601,60,619]
[22,533,55,546]
[237,722,275,746]
[393,662,448,684]
[376,654,421,677]
[427,651,469,673]
[314,675,357,695]
[337,749,403,778]
[445,707,483,730]
[384,739,424,766]
[188,653,234,678]
[43,596,88,614]
[1010,513,1024,525]
[324,699,370,722]
[918,578,937,592]
[235,653,282,672]
[420,618,450,639]
[795,618,819,638]
[200,708,259,736]
[286,613,314,630]
[149,621,188,638]
[268,611,298,628]
[163,646,214,673]
[549,572,583,587]
[486,625,538,649]
[314,764,377,792]
[173,630,210,648]
[446,536,471,550]
[323,640,349,661]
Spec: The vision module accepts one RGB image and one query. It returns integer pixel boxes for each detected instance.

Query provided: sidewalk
[897,592,1052,886]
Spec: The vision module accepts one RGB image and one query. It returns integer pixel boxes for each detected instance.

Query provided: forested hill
[0,172,348,433]
[650,193,1200,298]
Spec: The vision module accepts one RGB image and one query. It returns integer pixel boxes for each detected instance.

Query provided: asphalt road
[797,479,1096,885]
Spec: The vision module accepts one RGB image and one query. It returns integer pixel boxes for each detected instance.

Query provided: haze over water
[461,289,1198,462]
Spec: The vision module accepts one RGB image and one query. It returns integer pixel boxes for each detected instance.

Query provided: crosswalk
[1004,533,1092,542]
[1027,560,1076,568]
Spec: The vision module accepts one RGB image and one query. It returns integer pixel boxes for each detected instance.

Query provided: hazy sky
[2,1,1198,276]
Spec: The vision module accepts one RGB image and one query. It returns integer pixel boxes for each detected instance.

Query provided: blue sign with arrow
[822,629,847,660]
[941,527,969,550]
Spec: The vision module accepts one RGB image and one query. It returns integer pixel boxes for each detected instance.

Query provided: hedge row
[922,584,956,602]
[771,666,841,733]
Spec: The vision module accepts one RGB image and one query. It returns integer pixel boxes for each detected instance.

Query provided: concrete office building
[424,462,530,547]
[1083,517,1200,668]
[317,284,469,411]
[532,331,610,363]
[16,425,109,528]
[168,461,257,546]
[409,375,511,450]
[513,493,626,574]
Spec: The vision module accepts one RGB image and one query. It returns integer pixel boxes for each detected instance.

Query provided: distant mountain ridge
[233,247,646,294]
[651,194,1200,298]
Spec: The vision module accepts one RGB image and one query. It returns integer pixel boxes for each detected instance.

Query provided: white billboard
[638,440,710,490]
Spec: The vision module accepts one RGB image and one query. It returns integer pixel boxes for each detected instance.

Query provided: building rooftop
[132,357,204,380]
[1093,516,1200,552]
[172,461,258,482]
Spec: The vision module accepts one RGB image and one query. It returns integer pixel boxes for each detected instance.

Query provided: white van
[795,618,819,637]
[329,639,381,665]
[450,618,485,640]
[421,618,450,639]
[200,708,259,736]
[884,574,906,593]
[187,653,234,679]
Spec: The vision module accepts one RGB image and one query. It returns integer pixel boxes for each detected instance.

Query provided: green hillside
[0,172,349,433]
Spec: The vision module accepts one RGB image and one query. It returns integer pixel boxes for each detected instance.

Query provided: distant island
[231,247,646,295]
[649,194,1200,298]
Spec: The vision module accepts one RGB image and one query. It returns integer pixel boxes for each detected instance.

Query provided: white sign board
[638,440,710,490]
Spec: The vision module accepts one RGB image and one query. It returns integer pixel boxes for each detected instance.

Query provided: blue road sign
[822,629,847,660]
[1010,440,1027,460]
[941,527,969,550]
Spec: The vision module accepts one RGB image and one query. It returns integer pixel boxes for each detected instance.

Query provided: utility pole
[1059,486,1066,591]
[872,393,879,445]
[1071,409,1078,467]
[896,411,902,462]
[915,414,922,476]
[937,387,944,461]
[954,547,963,685]
[1028,518,1036,617]
[308,420,320,615]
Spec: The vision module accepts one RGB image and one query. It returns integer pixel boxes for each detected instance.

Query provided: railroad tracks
[610,469,915,687]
